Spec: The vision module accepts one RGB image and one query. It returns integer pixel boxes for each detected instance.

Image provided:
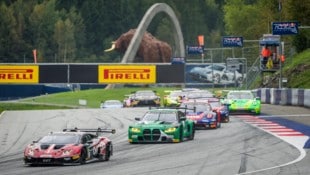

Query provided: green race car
[128,108,195,143]
[224,90,261,114]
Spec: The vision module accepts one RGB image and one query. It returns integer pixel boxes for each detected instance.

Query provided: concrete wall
[255,88,310,108]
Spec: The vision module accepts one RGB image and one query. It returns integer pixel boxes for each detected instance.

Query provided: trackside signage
[98,65,156,83]
[222,36,243,47]
[272,21,298,35]
[0,65,39,84]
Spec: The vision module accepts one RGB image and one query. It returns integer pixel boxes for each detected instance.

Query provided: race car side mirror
[135,117,141,121]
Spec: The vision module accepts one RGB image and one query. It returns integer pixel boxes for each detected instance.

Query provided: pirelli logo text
[0,66,39,83]
[98,65,156,83]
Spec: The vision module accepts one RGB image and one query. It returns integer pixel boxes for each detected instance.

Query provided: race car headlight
[27,149,34,156]
[165,127,177,133]
[252,100,260,105]
[130,127,141,133]
[62,149,72,156]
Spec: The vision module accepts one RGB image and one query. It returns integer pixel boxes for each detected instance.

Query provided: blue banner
[187,46,204,55]
[222,37,243,47]
[272,22,298,35]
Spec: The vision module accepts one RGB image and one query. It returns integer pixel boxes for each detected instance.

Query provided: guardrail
[254,88,310,108]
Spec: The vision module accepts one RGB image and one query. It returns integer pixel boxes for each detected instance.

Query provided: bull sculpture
[105,29,172,63]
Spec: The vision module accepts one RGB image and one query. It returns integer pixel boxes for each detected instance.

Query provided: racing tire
[179,127,184,143]
[217,121,221,128]
[224,117,230,123]
[79,148,87,165]
[189,126,195,140]
[104,143,112,161]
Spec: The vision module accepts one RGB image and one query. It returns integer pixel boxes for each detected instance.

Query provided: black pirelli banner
[39,65,68,83]
[70,65,98,83]
[2,64,185,84]
[156,64,185,83]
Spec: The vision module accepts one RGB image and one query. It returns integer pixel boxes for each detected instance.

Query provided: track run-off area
[0,104,309,175]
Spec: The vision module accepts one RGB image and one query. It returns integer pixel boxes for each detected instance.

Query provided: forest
[0,0,309,63]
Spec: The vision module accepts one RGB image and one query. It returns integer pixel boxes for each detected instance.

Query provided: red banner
[33,49,37,63]
[197,35,204,46]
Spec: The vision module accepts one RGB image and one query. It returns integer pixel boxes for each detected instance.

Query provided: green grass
[19,86,181,108]
[0,86,230,113]
[282,49,310,88]
[0,102,72,114]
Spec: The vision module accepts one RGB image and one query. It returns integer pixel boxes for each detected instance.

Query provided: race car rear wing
[63,127,116,135]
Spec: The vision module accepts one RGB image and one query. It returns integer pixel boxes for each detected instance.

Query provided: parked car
[24,128,115,166]
[128,108,195,143]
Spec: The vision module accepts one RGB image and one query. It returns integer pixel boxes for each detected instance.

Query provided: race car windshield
[39,134,80,144]
[143,112,177,123]
[227,92,253,99]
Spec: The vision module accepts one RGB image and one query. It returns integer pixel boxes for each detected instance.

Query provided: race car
[24,127,115,165]
[180,100,221,129]
[207,98,230,123]
[128,107,195,143]
[224,90,261,114]
[163,90,187,107]
[124,90,161,107]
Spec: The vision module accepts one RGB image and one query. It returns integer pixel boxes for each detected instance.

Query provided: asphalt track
[0,104,309,175]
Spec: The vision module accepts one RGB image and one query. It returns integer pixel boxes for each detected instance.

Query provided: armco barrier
[255,88,310,108]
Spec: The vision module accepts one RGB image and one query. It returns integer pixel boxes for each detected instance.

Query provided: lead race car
[128,107,195,143]
[224,90,261,115]
[24,127,115,165]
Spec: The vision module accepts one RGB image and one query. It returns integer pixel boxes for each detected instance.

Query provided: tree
[224,0,263,39]
[29,0,59,62]
[0,2,18,62]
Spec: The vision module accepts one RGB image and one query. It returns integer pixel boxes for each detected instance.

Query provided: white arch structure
[121,3,185,63]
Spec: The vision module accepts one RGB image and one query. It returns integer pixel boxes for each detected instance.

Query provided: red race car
[24,127,115,166]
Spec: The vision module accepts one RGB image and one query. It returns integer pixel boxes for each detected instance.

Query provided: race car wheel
[216,121,221,128]
[214,74,221,83]
[189,127,195,140]
[224,117,230,123]
[79,148,87,165]
[104,143,112,161]
[236,77,243,86]
[179,127,184,142]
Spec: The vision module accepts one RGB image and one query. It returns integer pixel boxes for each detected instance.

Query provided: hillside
[261,49,310,88]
